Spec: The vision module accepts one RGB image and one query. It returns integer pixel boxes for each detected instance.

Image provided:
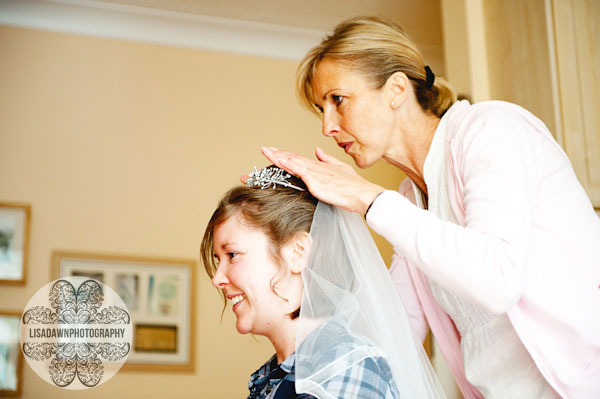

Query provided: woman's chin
[235,320,252,335]
[353,154,376,169]
[347,147,379,169]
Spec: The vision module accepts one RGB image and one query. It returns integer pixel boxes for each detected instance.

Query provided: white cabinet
[442,0,600,213]
[550,0,600,211]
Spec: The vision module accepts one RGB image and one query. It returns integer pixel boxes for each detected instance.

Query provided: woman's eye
[228,252,238,259]
[332,95,343,105]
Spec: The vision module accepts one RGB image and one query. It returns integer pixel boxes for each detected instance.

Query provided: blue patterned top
[247,326,400,399]
[248,352,314,399]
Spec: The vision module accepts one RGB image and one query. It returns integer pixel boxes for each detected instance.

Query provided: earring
[390,101,396,107]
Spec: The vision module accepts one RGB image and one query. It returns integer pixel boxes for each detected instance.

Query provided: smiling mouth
[337,142,353,153]
[230,294,246,310]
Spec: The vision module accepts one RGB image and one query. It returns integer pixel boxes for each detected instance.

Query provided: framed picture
[0,203,30,285]
[52,251,196,372]
[0,312,24,397]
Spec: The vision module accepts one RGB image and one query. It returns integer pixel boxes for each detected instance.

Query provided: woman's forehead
[213,213,265,245]
[311,60,367,99]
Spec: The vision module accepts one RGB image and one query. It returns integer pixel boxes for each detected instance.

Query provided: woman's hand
[242,146,385,215]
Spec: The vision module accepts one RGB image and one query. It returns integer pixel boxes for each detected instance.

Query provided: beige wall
[0,25,406,398]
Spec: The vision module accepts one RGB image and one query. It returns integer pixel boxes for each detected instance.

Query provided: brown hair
[200,172,318,318]
[297,16,456,117]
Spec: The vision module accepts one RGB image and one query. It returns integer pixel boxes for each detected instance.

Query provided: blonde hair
[297,16,456,117]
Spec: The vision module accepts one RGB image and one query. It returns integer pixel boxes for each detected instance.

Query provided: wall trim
[0,0,326,60]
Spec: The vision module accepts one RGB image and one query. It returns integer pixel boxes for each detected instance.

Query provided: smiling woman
[205,180,315,345]
[200,166,445,399]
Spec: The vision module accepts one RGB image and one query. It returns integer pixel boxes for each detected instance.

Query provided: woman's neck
[268,317,298,364]
[383,101,440,196]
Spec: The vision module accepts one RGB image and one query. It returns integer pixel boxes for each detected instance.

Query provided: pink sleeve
[367,107,541,314]
[385,179,429,342]
[389,254,429,343]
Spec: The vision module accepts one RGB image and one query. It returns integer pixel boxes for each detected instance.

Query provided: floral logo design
[21,279,131,388]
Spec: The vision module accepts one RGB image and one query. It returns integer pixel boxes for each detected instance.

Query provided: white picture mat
[58,257,192,365]
[0,315,20,390]
[0,207,26,280]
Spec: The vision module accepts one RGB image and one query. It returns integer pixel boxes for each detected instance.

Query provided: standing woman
[257,16,600,399]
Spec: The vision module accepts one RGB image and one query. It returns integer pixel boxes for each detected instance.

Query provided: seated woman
[201,166,443,398]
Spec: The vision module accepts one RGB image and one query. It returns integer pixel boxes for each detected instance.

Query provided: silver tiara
[246,166,305,191]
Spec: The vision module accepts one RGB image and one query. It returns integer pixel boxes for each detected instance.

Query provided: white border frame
[0,0,325,60]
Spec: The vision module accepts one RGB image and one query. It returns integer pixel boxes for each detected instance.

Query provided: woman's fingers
[261,147,308,177]
[261,146,342,189]
[261,146,287,169]
[256,146,384,213]
[315,146,345,166]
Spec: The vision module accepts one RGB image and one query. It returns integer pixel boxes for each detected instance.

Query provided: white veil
[295,202,446,398]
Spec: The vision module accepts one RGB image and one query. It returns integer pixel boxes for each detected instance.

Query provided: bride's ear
[283,231,312,274]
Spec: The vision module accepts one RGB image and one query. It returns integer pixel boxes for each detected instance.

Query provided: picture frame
[52,251,196,372]
[0,311,24,397]
[0,203,30,285]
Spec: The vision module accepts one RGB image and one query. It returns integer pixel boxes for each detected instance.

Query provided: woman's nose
[212,265,229,289]
[322,110,339,137]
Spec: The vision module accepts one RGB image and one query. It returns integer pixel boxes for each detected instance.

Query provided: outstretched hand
[241,146,385,215]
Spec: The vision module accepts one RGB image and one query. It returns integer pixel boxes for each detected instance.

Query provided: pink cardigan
[367,100,600,399]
